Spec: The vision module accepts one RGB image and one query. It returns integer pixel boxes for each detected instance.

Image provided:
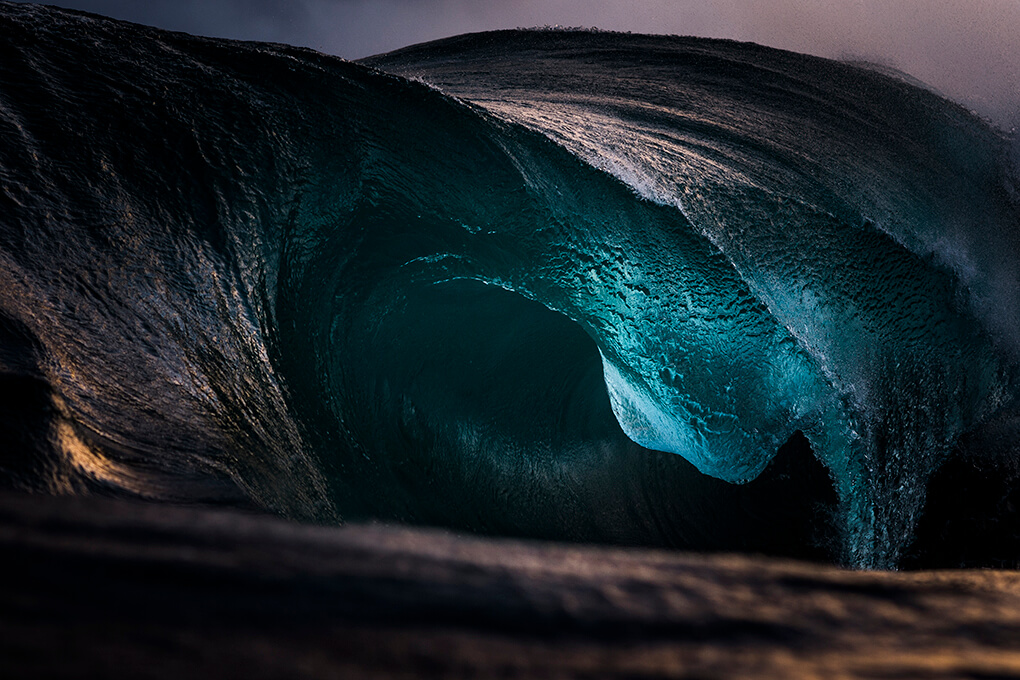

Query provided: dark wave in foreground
[1,3,1019,568]
[4,492,1020,678]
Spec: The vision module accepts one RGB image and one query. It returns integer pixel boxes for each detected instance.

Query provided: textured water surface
[1,3,1019,568]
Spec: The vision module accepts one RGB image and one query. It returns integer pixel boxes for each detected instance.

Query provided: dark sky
[14,0,1020,130]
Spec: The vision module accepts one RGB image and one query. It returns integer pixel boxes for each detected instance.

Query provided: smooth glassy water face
[1,4,1018,568]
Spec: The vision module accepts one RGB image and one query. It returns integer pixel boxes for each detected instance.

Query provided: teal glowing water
[1,4,1018,567]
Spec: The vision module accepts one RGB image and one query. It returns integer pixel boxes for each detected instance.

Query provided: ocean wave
[1,3,1018,568]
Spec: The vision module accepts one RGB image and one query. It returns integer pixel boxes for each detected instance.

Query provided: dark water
[1,3,1018,568]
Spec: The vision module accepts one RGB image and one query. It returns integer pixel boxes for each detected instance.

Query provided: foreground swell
[1,4,1019,567]
[8,493,1020,679]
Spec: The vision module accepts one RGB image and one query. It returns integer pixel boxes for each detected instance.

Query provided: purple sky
[14,0,1020,130]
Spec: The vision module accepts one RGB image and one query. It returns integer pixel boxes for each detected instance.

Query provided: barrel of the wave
[364,30,1020,569]
[478,134,975,568]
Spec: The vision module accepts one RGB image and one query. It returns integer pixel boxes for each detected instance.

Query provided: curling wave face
[0,4,1018,568]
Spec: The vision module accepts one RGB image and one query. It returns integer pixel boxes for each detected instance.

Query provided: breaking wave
[2,3,1018,568]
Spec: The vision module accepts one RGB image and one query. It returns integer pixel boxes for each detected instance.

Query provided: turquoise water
[1,4,1018,567]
